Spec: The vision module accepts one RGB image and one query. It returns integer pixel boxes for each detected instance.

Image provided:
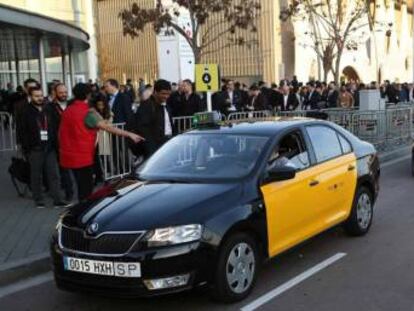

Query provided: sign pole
[207,91,212,112]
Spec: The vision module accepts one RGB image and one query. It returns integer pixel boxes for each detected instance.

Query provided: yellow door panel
[261,153,357,258]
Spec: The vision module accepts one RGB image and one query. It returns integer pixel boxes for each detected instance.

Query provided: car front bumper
[50,235,216,298]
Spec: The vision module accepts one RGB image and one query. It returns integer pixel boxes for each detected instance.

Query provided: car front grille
[59,225,144,255]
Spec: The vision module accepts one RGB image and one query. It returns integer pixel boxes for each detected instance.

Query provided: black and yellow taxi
[51,113,380,302]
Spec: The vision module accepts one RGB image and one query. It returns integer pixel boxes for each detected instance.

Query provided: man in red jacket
[59,83,143,201]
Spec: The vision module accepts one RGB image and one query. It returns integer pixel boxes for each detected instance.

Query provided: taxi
[51,113,380,302]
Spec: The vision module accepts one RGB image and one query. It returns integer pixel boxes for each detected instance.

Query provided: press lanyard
[37,113,48,130]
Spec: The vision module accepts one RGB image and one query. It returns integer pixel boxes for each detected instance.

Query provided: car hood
[64,179,242,233]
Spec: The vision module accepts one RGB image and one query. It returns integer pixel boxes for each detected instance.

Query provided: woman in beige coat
[338,86,354,109]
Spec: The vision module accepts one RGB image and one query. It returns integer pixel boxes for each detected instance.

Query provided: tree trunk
[193,47,201,64]
[323,67,329,83]
[334,50,343,84]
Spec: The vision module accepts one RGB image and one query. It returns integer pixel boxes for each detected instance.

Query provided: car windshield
[136,134,269,182]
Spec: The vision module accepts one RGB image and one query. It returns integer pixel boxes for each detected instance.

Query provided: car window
[137,134,269,181]
[306,126,343,163]
[338,134,352,154]
[268,131,310,170]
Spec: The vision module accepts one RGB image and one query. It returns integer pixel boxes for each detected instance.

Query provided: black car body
[51,118,380,302]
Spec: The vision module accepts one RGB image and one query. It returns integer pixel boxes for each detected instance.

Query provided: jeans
[28,149,62,204]
[60,167,74,200]
[72,165,94,201]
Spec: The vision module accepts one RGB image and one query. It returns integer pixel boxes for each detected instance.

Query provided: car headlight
[144,224,203,247]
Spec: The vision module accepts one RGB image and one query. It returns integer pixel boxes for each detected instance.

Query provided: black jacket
[167,91,184,117]
[276,93,299,111]
[327,90,339,108]
[217,90,245,115]
[110,92,133,124]
[248,93,268,111]
[304,91,322,110]
[181,93,204,117]
[127,96,174,158]
[21,103,59,153]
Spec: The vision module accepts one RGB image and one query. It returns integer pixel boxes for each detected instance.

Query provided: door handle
[348,165,356,171]
[309,180,319,187]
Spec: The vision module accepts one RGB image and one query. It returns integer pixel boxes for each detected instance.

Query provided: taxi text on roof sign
[195,64,220,93]
[192,111,221,128]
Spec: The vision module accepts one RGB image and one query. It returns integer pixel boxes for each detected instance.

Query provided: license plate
[63,256,141,278]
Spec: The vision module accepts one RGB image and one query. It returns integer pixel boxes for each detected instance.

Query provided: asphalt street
[0,157,413,311]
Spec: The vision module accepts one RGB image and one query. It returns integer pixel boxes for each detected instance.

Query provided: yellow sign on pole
[195,64,220,93]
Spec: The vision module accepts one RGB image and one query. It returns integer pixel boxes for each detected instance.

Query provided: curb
[0,253,51,288]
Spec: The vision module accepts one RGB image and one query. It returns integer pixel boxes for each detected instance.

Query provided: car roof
[187,117,325,136]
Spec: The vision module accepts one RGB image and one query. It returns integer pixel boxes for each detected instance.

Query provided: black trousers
[72,165,94,201]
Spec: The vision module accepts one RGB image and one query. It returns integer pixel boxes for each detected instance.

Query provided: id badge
[40,130,48,141]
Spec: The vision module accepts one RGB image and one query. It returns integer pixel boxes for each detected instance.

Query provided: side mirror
[264,161,297,183]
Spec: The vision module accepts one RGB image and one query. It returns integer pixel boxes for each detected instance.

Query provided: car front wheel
[343,186,374,236]
[211,232,259,303]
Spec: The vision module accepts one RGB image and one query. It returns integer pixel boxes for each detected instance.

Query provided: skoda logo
[87,223,99,235]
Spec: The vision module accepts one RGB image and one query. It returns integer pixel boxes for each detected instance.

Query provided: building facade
[94,0,158,83]
[94,0,414,85]
[0,0,96,91]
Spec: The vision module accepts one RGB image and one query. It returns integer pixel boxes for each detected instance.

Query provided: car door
[261,130,325,258]
[304,125,357,228]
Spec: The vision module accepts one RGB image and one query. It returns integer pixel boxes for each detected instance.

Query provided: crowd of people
[1,75,413,209]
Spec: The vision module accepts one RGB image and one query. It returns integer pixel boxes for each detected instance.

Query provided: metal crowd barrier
[0,112,16,152]
[173,116,195,134]
[276,107,413,150]
[98,122,134,181]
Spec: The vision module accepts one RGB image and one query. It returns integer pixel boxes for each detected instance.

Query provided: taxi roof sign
[195,64,220,93]
[193,111,221,129]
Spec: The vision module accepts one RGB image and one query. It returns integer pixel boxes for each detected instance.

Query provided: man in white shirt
[128,79,173,158]
[277,80,299,111]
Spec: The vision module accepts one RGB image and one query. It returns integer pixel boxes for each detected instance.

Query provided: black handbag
[8,156,30,197]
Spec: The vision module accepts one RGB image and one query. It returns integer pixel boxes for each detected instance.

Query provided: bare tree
[280,0,370,83]
[119,0,261,64]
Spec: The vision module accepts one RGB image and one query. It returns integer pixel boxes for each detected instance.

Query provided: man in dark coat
[303,82,323,110]
[45,83,74,201]
[14,78,40,146]
[276,81,299,111]
[128,80,173,158]
[104,79,133,170]
[180,79,204,116]
[247,84,268,111]
[326,82,339,108]
[104,79,133,124]
[167,81,184,117]
[21,86,69,209]
[218,80,245,115]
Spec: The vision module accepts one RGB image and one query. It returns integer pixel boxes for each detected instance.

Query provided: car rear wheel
[343,186,373,236]
[211,232,259,303]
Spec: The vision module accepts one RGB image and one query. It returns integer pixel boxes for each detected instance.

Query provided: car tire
[211,232,259,303]
[343,186,374,236]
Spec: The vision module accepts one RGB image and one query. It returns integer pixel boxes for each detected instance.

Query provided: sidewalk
[0,144,412,280]
[0,151,61,269]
